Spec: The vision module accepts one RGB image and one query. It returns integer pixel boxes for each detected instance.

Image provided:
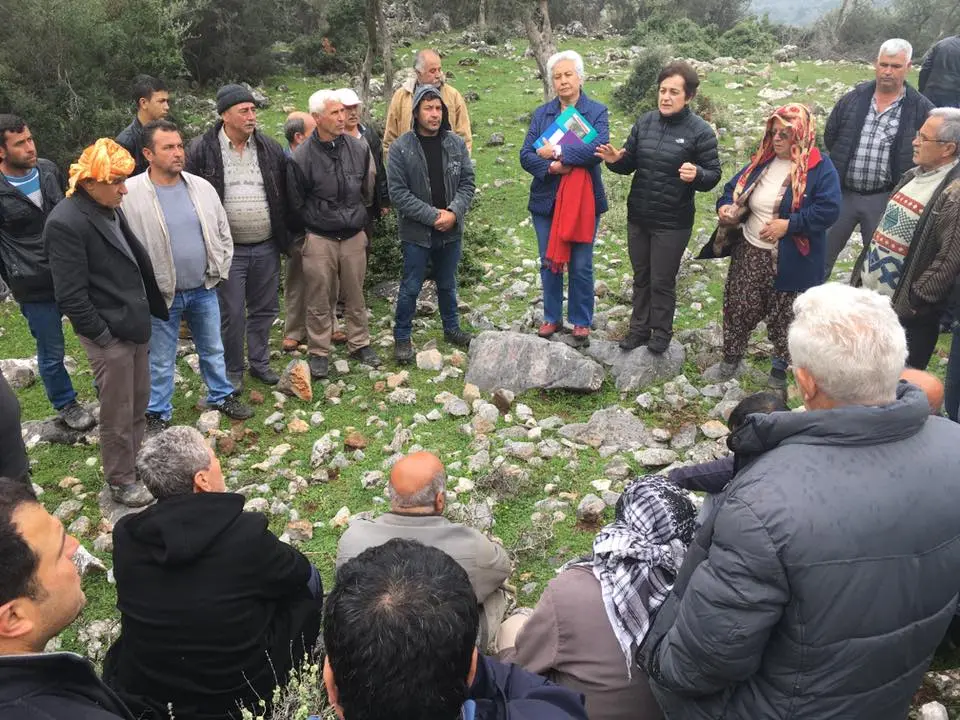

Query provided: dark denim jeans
[532,213,596,328]
[394,237,461,342]
[19,300,77,410]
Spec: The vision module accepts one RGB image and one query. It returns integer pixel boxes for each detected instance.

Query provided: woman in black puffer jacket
[597,62,721,354]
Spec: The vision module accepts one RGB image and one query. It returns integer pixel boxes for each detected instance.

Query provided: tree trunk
[378,0,394,96]
[479,0,487,30]
[524,0,556,101]
[360,0,378,123]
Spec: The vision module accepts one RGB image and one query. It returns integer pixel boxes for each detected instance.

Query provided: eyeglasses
[915,132,948,144]
[772,129,793,140]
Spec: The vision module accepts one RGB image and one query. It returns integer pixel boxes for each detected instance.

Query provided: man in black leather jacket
[920,35,960,108]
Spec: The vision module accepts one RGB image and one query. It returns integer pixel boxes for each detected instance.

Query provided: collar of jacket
[658,105,692,124]
[547,90,594,118]
[0,161,50,204]
[728,382,930,456]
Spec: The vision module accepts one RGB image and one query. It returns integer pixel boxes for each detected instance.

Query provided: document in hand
[534,106,598,150]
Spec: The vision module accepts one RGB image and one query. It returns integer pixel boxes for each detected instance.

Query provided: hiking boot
[109,481,154,508]
[444,327,474,348]
[145,413,170,437]
[250,367,280,385]
[647,335,670,355]
[349,345,382,367]
[309,355,329,379]
[281,337,300,352]
[619,332,650,351]
[572,325,590,348]
[332,330,348,344]
[59,401,96,432]
[394,340,414,365]
[213,394,255,420]
[703,360,742,383]
[538,322,560,338]
[227,371,243,392]
[767,367,788,391]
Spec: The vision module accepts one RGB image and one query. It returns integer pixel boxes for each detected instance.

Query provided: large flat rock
[465,331,605,393]
[558,406,652,450]
[585,339,685,391]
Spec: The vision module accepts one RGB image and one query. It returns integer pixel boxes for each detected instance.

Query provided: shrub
[612,46,672,117]
[716,18,781,59]
[628,16,718,60]
[291,0,368,75]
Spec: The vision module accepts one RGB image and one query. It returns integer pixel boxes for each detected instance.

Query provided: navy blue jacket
[520,92,608,218]
[471,654,588,720]
[719,155,841,292]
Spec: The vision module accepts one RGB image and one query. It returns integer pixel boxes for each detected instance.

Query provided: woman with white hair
[520,50,609,348]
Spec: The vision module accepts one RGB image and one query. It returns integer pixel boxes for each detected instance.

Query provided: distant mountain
[750,0,840,26]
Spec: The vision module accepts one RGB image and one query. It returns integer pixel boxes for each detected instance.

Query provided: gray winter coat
[641,384,960,719]
[387,85,475,248]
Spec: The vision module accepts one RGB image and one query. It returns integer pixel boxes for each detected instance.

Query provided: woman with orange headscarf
[702,104,841,390]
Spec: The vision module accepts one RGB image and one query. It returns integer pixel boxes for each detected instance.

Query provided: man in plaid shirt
[824,38,934,276]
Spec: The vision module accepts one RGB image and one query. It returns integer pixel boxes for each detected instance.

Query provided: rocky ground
[3,35,957,718]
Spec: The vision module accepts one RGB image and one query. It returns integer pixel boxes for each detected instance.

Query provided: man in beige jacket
[336,451,510,646]
[383,49,472,157]
[123,119,252,432]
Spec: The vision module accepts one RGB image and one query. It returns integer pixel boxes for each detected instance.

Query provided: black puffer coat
[605,106,721,230]
[920,36,960,107]
[824,81,933,192]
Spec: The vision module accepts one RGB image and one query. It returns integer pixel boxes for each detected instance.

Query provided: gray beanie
[216,84,256,115]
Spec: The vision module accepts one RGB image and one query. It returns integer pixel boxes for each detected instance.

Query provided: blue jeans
[946,324,960,422]
[532,213,596,327]
[149,287,236,420]
[19,301,77,410]
[394,237,461,341]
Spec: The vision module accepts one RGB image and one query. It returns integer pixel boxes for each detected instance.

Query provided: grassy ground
[5,36,956,704]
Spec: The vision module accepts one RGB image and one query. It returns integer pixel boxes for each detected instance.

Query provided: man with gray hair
[383,49,472,156]
[824,38,934,276]
[104,426,323,720]
[336,451,511,647]
[641,282,960,720]
[853,107,960,369]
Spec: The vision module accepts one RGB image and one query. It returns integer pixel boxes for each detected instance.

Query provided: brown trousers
[78,336,149,488]
[722,240,797,364]
[302,231,370,356]
[283,237,307,342]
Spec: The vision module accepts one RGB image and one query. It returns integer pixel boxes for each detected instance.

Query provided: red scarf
[545,167,596,273]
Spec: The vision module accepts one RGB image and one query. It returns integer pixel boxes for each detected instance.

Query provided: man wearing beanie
[186,83,289,389]
[44,139,168,508]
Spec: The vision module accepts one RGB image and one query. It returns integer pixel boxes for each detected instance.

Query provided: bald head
[389,452,446,512]
[900,368,944,414]
[284,111,316,151]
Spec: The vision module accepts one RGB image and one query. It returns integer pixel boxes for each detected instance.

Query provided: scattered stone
[54,500,83,522]
[330,506,352,528]
[344,431,368,449]
[93,533,113,554]
[634,448,679,467]
[310,411,325,426]
[504,441,537,461]
[521,582,538,596]
[670,424,697,450]
[534,497,568,512]
[444,397,471,417]
[311,434,335,467]
[417,348,444,371]
[59,476,82,490]
[576,494,607,523]
[22,415,97,448]
[492,388,515,413]
[276,359,313,402]
[68,515,91,537]
[920,702,949,720]
[486,132,505,146]
[249,390,265,405]
[196,410,221,434]
[651,428,672,443]
[287,418,310,434]
[387,387,417,404]
[264,411,284,426]
[285,520,314,542]
[98,486,151,526]
[471,415,496,435]
[466,331,604,392]
[700,420,729,439]
[601,490,622,507]
[590,479,611,492]
[325,384,342,400]
[361,470,384,489]
[585,339,686,391]
[426,408,443,421]
[604,457,631,480]
[450,497,495,530]
[217,436,237,455]
[468,449,490,472]
[559,407,651,450]
[0,358,36,389]
[455,477,475,493]
[386,371,409,389]
[333,359,350,374]
[73,545,107,578]
[462,382,482,405]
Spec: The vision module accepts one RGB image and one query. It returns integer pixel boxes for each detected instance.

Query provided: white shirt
[743,158,792,250]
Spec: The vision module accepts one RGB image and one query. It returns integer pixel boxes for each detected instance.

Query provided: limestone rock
[584,339,686,391]
[387,371,409,389]
[54,500,83,522]
[920,702,949,720]
[670,423,697,450]
[68,515,91,537]
[277,359,313,402]
[444,397,470,417]
[245,497,270,513]
[417,349,444,371]
[0,358,36,389]
[634,448,679,467]
[344,431,368,449]
[361,470,384,489]
[196,410,221,434]
[387,387,417,405]
[463,382,481,405]
[333,359,350,374]
[700,420,729,439]
[73,544,107,577]
[576,494,607,523]
[466,331,604,393]
[311,434,335,467]
[330,506,352,528]
[93,533,113,554]
[287,418,310,434]
[22,413,98,447]
[559,407,651,450]
[285,520,314,542]
[492,388,515,413]
[98,486,151,526]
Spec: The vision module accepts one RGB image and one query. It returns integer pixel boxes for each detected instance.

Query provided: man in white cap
[338,88,388,231]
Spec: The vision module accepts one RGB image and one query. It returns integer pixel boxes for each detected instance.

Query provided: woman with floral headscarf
[702,104,841,390]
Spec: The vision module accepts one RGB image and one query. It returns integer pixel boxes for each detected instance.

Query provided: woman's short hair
[546,50,585,82]
[657,61,700,99]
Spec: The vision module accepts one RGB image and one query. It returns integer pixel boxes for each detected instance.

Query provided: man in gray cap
[186,84,289,389]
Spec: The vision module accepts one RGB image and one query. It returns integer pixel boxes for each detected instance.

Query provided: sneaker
[350,345,382,367]
[213,395,255,420]
[109,481,154,508]
[145,413,169,437]
[619,332,650,351]
[647,335,670,355]
[444,327,474,348]
[58,401,96,431]
[309,355,329,379]
[332,330,348,344]
[227,370,244,391]
[538,322,560,338]
[703,360,742,383]
[249,367,280,385]
[767,367,788,391]
[281,337,300,352]
[394,340,414,365]
[572,325,590,348]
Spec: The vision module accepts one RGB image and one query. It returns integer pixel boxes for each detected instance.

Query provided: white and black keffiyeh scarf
[587,475,696,675]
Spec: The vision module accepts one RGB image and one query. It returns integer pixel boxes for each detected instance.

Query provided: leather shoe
[309,356,329,379]
[249,367,280,385]
[110,481,154,508]
[619,332,650,351]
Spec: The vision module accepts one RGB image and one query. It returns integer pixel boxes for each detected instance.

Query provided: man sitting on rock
[0,477,134,719]
[104,426,322,720]
[336,451,511,648]
[323,539,587,720]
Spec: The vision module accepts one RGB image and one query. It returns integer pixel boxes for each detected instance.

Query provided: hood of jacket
[471,654,586,720]
[411,84,451,135]
[118,492,245,566]
[729,382,930,456]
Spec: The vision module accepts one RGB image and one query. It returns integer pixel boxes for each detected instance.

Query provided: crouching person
[104,427,323,720]
[323,539,588,720]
